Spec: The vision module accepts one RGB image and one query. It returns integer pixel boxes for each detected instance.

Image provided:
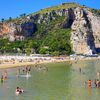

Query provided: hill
[0,2,100,55]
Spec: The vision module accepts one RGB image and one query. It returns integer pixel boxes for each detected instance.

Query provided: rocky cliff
[0,3,100,54]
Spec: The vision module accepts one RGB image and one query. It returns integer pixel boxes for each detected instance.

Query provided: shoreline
[0,55,100,69]
[0,57,67,69]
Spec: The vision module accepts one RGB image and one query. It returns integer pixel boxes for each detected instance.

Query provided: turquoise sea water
[0,60,100,100]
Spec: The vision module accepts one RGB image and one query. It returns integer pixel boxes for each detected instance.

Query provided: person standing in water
[94,79,97,87]
[88,79,91,87]
[28,66,31,72]
[79,68,81,73]
[97,72,100,79]
[1,75,4,83]
[26,66,28,73]
[17,68,20,76]
[4,70,8,80]
[96,79,99,88]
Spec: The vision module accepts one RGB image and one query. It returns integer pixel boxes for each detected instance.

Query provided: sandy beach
[0,56,68,69]
[0,55,100,69]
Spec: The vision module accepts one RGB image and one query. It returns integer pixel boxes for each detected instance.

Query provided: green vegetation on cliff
[39,29,71,55]
[0,28,72,56]
[91,9,100,16]
[36,3,82,14]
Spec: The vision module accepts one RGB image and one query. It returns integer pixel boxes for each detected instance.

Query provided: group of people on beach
[16,66,32,95]
[0,70,8,83]
[0,66,32,95]
[87,72,100,88]
[78,67,100,88]
[17,66,31,76]
[0,69,24,95]
[87,79,100,88]
[0,62,48,97]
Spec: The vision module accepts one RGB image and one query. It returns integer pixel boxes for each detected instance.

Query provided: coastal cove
[0,59,100,100]
[0,1,100,100]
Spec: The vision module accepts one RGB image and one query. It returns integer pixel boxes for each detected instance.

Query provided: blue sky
[0,0,100,20]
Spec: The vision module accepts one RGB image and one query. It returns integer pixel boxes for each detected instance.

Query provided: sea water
[0,60,100,100]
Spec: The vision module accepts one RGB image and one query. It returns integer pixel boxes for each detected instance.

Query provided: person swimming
[15,87,24,95]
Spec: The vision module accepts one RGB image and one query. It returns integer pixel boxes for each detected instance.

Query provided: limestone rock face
[70,7,100,54]
[89,15,100,49]
[0,6,100,54]
[21,22,37,37]
[7,22,17,41]
[0,23,9,36]
[0,21,37,41]
[70,7,96,54]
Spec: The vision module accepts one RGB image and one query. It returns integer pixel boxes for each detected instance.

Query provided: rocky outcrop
[89,15,100,49]
[0,4,100,54]
[70,8,96,54]
[70,7,100,54]
[0,21,37,41]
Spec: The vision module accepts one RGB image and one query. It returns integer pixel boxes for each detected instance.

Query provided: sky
[0,0,100,20]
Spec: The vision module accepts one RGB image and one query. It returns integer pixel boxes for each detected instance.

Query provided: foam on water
[19,74,31,78]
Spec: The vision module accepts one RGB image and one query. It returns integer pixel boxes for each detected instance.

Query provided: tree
[1,18,4,23]
[39,47,50,54]
[41,29,72,55]
[25,48,31,55]
[9,17,12,21]
[20,13,26,18]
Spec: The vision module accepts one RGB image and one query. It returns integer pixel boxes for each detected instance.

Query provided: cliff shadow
[83,11,96,54]
[95,48,100,53]
[62,8,75,28]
